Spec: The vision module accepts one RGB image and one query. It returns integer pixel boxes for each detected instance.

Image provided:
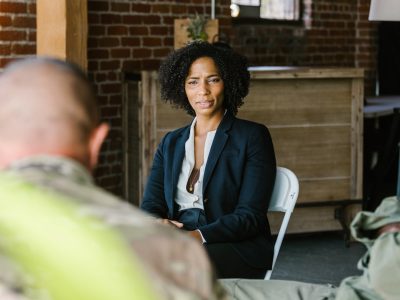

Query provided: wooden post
[36,0,87,71]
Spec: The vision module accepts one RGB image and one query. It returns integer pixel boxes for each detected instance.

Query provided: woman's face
[185,57,224,118]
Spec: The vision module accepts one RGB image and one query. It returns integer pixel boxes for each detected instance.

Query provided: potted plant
[174,14,219,49]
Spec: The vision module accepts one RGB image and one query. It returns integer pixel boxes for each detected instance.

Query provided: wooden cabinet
[124,67,364,233]
[239,67,364,233]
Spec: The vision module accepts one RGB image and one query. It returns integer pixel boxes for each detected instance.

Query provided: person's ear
[88,123,109,171]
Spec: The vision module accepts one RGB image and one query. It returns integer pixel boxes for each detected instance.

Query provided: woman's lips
[197,100,213,108]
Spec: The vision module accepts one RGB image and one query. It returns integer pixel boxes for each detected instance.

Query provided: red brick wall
[0,0,378,196]
[0,0,36,68]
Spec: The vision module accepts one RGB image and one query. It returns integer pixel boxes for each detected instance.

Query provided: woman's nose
[198,81,210,95]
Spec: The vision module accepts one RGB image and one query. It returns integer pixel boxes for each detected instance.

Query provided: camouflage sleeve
[0,281,29,300]
[119,213,228,300]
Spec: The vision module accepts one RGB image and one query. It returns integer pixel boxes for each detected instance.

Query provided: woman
[141,41,276,279]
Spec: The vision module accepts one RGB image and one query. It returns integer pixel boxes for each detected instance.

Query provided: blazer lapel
[170,126,190,207]
[203,112,235,193]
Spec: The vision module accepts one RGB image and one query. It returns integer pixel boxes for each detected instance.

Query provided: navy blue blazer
[141,112,276,268]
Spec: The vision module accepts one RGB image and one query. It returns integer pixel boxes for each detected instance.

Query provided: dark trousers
[178,208,267,279]
[205,243,267,279]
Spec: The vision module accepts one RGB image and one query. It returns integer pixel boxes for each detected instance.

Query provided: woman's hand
[158,218,184,229]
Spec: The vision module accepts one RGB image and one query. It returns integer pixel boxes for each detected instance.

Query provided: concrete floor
[270,231,366,286]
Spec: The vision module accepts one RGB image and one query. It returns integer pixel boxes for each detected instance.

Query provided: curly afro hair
[158,41,250,116]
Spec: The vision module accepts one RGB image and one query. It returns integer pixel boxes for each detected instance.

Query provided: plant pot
[174,18,219,49]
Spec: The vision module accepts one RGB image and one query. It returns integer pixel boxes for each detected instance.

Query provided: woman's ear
[88,123,109,171]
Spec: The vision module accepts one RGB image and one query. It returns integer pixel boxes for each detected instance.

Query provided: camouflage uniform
[0,255,29,300]
[221,196,400,300]
[332,196,400,300]
[4,155,398,300]
[1,156,226,300]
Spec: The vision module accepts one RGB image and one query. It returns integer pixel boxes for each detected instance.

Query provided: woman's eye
[209,77,221,83]
[187,80,197,85]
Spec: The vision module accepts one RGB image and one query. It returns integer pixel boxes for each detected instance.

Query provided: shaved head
[0,57,108,169]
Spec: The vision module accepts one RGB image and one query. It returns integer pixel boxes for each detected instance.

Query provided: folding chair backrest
[264,167,299,280]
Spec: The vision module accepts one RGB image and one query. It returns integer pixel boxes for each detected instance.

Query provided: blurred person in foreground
[0,57,225,300]
[221,195,400,300]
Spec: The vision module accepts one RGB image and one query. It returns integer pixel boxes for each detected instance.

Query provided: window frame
[231,0,303,26]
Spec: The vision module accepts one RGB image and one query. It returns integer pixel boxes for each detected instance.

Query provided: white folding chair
[264,167,299,280]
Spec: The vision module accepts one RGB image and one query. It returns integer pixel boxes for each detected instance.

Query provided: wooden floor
[270,231,366,286]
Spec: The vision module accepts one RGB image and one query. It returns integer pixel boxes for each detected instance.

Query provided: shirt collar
[6,155,94,186]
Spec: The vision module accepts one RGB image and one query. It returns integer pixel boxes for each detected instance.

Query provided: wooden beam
[36,0,87,71]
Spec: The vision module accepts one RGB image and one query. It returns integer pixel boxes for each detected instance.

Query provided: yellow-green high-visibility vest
[0,172,159,300]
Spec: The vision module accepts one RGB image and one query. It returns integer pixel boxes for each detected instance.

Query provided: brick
[88,60,99,72]
[150,26,168,35]
[217,17,231,26]
[122,15,142,25]
[129,26,149,35]
[107,25,128,35]
[88,13,100,24]
[163,16,175,25]
[88,49,109,59]
[106,153,117,163]
[188,6,205,14]
[89,25,106,36]
[88,1,109,12]
[111,164,122,173]
[122,60,141,71]
[152,4,170,13]
[220,6,231,15]
[142,15,161,25]
[97,96,109,107]
[11,43,35,55]
[0,30,26,41]
[0,44,11,55]
[0,2,27,13]
[141,59,160,70]
[107,71,118,81]
[171,5,187,14]
[121,37,141,47]
[111,2,129,12]
[0,57,13,69]
[95,72,107,82]
[101,13,122,24]
[28,2,36,14]
[98,37,120,47]
[13,16,36,28]
[143,37,162,47]
[101,106,119,118]
[97,176,120,189]
[109,95,123,106]
[132,48,151,59]
[100,60,121,71]
[0,16,12,27]
[88,37,99,48]
[164,37,174,47]
[94,166,111,178]
[28,31,36,42]
[111,48,130,59]
[153,47,171,58]
[132,3,150,14]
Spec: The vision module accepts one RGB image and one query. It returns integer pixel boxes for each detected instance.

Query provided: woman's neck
[195,111,224,137]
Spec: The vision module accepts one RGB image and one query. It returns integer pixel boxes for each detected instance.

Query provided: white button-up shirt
[175,118,216,211]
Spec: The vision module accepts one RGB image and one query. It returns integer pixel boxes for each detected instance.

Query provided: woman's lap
[204,243,267,279]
